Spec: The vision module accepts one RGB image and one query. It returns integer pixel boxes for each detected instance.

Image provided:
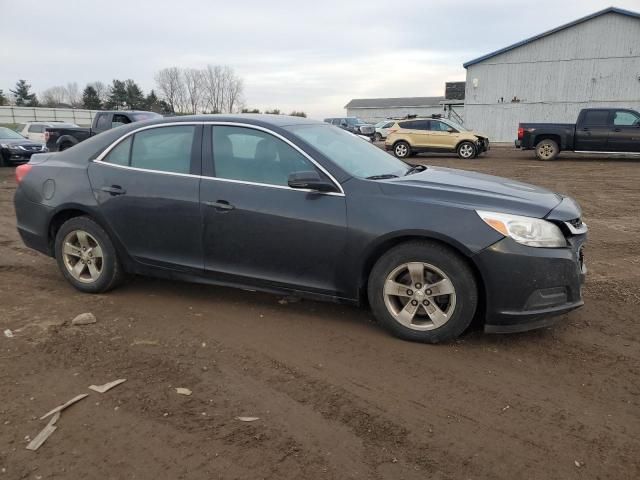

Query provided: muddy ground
[0,147,638,479]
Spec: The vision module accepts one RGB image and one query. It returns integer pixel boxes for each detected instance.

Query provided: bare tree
[155,67,186,113]
[201,64,244,114]
[41,86,68,107]
[203,64,223,113]
[88,81,109,104]
[66,82,81,107]
[183,68,204,114]
[225,75,243,113]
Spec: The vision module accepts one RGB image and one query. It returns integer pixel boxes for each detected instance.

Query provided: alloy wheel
[395,144,408,157]
[459,144,474,158]
[537,143,555,160]
[383,262,456,331]
[62,230,104,283]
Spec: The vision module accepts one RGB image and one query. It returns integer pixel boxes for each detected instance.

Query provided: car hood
[0,138,44,148]
[380,166,565,218]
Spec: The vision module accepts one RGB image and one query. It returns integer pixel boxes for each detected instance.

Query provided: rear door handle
[100,185,126,196]
[203,200,235,211]
[613,128,622,132]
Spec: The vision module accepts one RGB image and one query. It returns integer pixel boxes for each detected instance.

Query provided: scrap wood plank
[40,393,88,420]
[89,379,126,393]
[26,412,60,451]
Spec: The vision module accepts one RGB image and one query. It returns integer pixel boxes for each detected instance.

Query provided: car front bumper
[473,235,586,334]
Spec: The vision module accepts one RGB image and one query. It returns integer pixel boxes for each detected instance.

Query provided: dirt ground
[1,147,638,480]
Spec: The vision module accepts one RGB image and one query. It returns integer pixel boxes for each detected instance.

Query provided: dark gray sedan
[13,115,587,343]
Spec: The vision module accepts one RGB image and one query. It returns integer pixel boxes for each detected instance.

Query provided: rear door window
[582,110,610,126]
[430,121,451,132]
[103,137,132,166]
[28,124,44,133]
[112,114,132,129]
[95,114,110,131]
[129,125,196,174]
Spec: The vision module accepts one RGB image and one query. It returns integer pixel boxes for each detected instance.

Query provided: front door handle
[100,185,126,196]
[203,200,235,211]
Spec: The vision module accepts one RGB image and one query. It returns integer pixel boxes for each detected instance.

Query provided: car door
[428,120,458,150]
[608,110,640,152]
[200,124,348,296]
[574,110,611,151]
[88,123,203,272]
[404,120,434,148]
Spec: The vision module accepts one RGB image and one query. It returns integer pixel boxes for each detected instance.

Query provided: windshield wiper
[366,174,399,180]
[404,165,427,176]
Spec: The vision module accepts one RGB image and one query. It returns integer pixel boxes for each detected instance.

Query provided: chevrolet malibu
[14,115,587,343]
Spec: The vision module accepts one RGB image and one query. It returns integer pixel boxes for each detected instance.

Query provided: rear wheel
[59,142,73,152]
[54,216,125,293]
[457,141,476,159]
[368,241,478,343]
[535,139,559,160]
[393,141,411,159]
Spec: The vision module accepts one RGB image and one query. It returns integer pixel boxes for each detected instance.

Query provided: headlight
[476,210,566,248]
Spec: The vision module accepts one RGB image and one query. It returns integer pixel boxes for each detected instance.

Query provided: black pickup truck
[45,110,161,152]
[516,108,640,160]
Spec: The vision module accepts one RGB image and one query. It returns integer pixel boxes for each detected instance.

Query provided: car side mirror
[288,171,337,193]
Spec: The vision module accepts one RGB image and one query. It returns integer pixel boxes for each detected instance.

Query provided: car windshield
[374,121,388,128]
[0,127,25,140]
[442,119,469,132]
[285,124,409,179]
[345,117,368,126]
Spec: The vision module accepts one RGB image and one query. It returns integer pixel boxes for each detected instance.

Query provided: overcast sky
[1,0,638,118]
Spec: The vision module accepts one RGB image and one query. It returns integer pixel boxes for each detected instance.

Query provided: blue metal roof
[463,7,640,68]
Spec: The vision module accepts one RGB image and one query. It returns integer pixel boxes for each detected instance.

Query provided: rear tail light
[15,164,32,183]
[517,127,524,140]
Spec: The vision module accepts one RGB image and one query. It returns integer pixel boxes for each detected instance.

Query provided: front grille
[24,145,42,152]
[359,126,374,134]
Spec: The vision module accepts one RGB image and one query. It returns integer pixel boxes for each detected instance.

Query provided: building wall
[346,105,460,123]
[464,12,640,141]
[0,106,98,127]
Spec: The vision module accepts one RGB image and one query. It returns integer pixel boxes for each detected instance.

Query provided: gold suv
[385,117,489,159]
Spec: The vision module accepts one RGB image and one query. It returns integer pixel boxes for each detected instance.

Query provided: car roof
[140,113,324,128]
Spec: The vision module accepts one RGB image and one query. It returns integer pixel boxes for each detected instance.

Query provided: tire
[535,139,559,161]
[367,241,478,343]
[393,141,411,159]
[0,152,7,168]
[54,216,125,293]
[374,132,382,142]
[457,141,476,159]
[59,142,72,152]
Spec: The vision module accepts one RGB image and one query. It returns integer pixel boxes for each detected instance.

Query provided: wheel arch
[533,134,562,150]
[357,232,487,324]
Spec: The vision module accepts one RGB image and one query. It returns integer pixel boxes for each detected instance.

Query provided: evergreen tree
[10,79,38,106]
[0,89,7,106]
[124,79,145,110]
[82,85,102,110]
[290,111,307,117]
[104,80,127,110]
[241,108,260,113]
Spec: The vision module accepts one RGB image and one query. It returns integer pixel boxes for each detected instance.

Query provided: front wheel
[393,141,411,159]
[54,216,125,293]
[374,132,382,142]
[368,241,478,343]
[457,141,476,159]
[535,139,559,160]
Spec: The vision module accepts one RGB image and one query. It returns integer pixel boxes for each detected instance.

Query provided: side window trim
[94,122,344,196]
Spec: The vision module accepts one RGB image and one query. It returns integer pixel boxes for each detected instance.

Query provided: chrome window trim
[93,121,345,197]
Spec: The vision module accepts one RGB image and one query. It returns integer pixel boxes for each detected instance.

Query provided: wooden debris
[26,412,60,451]
[175,388,192,396]
[89,379,126,394]
[40,393,88,420]
[236,416,260,422]
[71,313,96,325]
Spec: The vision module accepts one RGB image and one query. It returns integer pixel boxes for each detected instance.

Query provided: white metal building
[344,97,445,123]
[463,7,640,142]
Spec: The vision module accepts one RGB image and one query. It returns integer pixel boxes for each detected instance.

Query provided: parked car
[14,114,586,343]
[0,127,47,167]
[517,108,640,160]
[45,110,162,152]
[21,122,79,143]
[373,120,395,141]
[324,117,375,139]
[385,116,489,159]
